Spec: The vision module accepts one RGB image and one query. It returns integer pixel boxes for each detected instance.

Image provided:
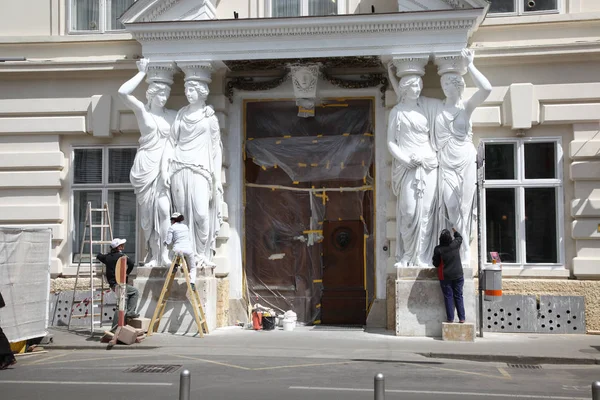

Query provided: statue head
[184,80,210,104]
[145,82,171,111]
[439,229,452,246]
[441,73,465,101]
[398,75,423,102]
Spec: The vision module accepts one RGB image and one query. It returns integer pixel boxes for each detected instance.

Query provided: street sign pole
[476,143,485,338]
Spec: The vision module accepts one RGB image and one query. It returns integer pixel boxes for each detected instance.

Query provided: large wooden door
[321,220,366,325]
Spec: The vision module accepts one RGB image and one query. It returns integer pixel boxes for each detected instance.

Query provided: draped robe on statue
[129,116,170,263]
[389,99,440,267]
[432,104,477,266]
[169,106,223,265]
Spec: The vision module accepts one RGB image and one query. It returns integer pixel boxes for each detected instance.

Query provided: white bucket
[282,319,295,331]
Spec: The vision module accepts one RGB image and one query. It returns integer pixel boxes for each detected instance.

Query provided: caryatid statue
[387,56,441,268]
[118,59,177,267]
[433,49,492,266]
[165,62,224,269]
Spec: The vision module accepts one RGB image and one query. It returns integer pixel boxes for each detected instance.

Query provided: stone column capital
[177,61,215,84]
[389,54,430,78]
[145,61,177,85]
[433,51,468,76]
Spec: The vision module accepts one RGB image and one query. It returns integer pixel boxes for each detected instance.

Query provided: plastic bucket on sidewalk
[282,319,295,331]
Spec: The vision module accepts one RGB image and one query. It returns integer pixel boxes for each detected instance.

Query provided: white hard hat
[110,238,127,248]
[171,212,182,219]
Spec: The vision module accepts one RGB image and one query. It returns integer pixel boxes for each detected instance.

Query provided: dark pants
[111,284,139,332]
[440,277,465,322]
[0,326,16,369]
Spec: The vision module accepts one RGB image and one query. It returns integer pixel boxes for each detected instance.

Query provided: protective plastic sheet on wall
[246,134,374,183]
[0,228,52,342]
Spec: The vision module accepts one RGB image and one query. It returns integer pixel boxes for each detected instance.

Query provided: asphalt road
[1,349,599,400]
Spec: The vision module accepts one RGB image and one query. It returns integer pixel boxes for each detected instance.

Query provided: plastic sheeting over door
[244,99,375,324]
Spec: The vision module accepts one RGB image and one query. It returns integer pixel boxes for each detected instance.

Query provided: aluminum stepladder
[67,201,113,335]
[147,254,209,337]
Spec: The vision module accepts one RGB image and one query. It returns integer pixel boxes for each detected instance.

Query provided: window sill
[495,267,570,279]
[0,33,134,44]
[482,10,600,27]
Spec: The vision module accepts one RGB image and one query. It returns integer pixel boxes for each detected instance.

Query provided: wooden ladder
[147,254,209,337]
[67,202,113,334]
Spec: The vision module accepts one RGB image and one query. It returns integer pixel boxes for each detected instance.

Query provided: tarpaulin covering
[0,228,51,342]
[244,99,375,324]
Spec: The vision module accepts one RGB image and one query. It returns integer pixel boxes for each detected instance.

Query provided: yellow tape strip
[276,140,282,144]
[284,135,292,138]
[293,181,299,185]
[311,163,319,167]
[342,133,350,136]
[364,133,373,136]
[303,230,323,234]
[314,320,322,325]
[313,279,323,283]
[298,163,307,167]
[248,138,254,141]
[316,304,321,309]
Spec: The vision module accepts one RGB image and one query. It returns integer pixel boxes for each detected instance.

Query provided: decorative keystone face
[290,64,320,99]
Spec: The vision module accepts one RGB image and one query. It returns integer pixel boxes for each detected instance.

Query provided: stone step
[442,322,475,342]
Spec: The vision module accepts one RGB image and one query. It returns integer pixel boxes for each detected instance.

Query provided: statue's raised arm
[462,49,492,118]
[118,59,176,267]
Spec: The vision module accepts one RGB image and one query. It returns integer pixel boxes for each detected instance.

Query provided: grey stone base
[133,266,217,335]
[366,299,387,328]
[228,298,250,326]
[395,267,475,337]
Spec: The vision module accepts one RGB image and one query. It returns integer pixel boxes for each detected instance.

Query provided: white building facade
[1,0,599,333]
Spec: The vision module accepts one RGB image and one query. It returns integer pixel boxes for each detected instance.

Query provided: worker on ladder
[96,238,140,332]
[165,212,197,291]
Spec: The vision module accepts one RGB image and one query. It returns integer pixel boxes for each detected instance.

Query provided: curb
[419,352,600,365]
[43,345,160,351]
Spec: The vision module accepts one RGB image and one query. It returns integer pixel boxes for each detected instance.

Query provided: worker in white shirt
[165,212,197,291]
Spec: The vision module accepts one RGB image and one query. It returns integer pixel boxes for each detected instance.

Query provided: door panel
[321,220,366,325]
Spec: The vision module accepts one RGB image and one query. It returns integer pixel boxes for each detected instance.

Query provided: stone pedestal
[395,267,475,337]
[442,322,475,342]
[133,266,217,334]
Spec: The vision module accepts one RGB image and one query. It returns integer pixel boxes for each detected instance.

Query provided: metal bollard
[374,373,385,400]
[179,369,191,400]
[592,381,600,400]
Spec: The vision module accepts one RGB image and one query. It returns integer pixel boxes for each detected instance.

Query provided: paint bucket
[282,318,295,331]
[262,316,276,331]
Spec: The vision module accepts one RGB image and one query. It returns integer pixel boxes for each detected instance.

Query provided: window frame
[481,137,564,269]
[487,0,563,17]
[67,0,135,35]
[266,0,345,18]
[70,145,139,265]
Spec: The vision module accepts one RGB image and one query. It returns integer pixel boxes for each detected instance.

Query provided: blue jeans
[440,277,465,322]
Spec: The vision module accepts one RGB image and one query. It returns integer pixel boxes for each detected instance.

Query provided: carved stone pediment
[398,0,490,11]
[120,0,217,24]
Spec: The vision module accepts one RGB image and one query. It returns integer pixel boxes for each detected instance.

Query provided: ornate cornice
[130,18,476,42]
[141,0,180,23]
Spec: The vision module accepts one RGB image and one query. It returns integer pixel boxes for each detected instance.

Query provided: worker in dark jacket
[432,228,465,323]
[96,238,139,332]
